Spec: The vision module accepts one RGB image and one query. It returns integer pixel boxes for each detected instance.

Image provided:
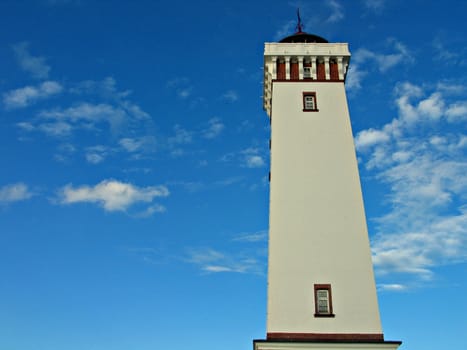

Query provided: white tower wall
[267,81,382,335]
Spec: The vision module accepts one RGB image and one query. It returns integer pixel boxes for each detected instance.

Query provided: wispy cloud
[168,176,244,194]
[168,181,205,193]
[58,179,169,213]
[167,77,193,99]
[134,204,167,218]
[13,77,153,150]
[232,230,267,242]
[345,64,367,91]
[214,176,244,187]
[0,183,34,204]
[185,247,265,275]
[355,128,391,151]
[245,155,265,168]
[12,42,50,79]
[70,76,132,101]
[222,90,239,102]
[53,143,76,162]
[37,103,127,136]
[183,229,267,275]
[119,136,157,155]
[168,124,193,145]
[274,19,296,41]
[325,0,344,23]
[431,36,467,66]
[348,40,413,91]
[355,81,467,288]
[377,284,407,292]
[242,147,266,168]
[354,41,413,72]
[85,145,110,164]
[3,81,63,109]
[221,146,267,169]
[202,118,224,139]
[363,0,386,12]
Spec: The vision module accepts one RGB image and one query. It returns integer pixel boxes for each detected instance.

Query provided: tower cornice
[263,42,351,117]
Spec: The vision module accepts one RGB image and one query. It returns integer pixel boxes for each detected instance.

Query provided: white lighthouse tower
[254,20,401,350]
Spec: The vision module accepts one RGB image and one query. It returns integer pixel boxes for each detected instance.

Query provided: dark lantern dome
[279,31,328,43]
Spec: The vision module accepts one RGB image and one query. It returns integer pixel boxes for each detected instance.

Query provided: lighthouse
[254,20,401,350]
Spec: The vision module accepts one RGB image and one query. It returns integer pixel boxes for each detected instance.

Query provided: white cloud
[169,181,205,193]
[85,145,109,164]
[58,179,169,212]
[202,118,224,139]
[185,247,264,275]
[348,41,413,92]
[12,42,50,79]
[372,213,467,280]
[436,82,465,95]
[53,143,76,162]
[119,138,141,152]
[222,90,239,102]
[363,0,386,11]
[214,176,243,187]
[121,101,149,120]
[221,147,267,169]
[119,136,157,154]
[432,36,460,64]
[417,93,445,120]
[166,77,193,99]
[203,265,236,273]
[135,204,166,218]
[38,102,127,136]
[446,102,467,121]
[246,155,265,168]
[0,183,34,203]
[10,76,154,167]
[377,284,407,292]
[86,153,104,164]
[3,81,63,109]
[356,82,467,287]
[326,0,344,23]
[17,121,35,131]
[241,147,266,168]
[70,77,131,101]
[39,121,73,137]
[345,64,367,91]
[168,125,193,145]
[355,128,390,151]
[166,77,189,88]
[274,19,295,41]
[354,41,412,73]
[178,88,192,99]
[232,231,267,242]
[393,82,467,126]
[186,248,225,264]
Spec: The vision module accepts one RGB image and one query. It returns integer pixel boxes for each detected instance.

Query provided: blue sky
[1,0,466,349]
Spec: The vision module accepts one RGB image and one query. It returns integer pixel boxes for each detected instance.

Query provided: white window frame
[314,284,334,317]
[303,92,318,112]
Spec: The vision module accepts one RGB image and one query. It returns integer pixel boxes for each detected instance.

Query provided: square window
[314,284,334,317]
[303,92,318,112]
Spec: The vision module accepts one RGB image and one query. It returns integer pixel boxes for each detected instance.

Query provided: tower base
[254,339,402,350]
